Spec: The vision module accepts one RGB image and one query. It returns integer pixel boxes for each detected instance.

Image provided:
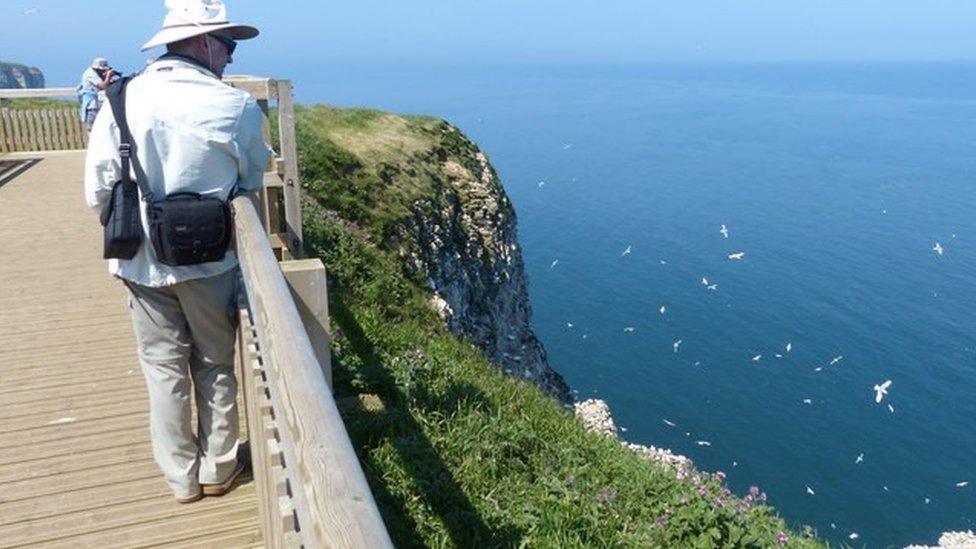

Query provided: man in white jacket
[84,0,269,503]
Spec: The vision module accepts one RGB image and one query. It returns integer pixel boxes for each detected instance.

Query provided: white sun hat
[91,57,111,70]
[141,0,259,51]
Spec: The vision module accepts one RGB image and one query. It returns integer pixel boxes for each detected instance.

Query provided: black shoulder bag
[103,77,233,266]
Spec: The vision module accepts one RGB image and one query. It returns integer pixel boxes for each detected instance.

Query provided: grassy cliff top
[298,104,824,547]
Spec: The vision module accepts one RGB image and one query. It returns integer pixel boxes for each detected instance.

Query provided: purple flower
[714,497,725,508]
[759,491,768,503]
[749,486,761,498]
[676,468,687,480]
[715,471,727,481]
[777,531,789,546]
[722,487,731,497]
[697,486,709,497]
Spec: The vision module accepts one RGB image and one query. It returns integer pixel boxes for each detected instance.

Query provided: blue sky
[3,1,976,86]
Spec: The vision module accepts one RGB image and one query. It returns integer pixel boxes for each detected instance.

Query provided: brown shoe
[201,461,247,497]
[175,490,203,504]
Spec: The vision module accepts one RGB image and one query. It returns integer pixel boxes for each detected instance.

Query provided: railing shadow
[329,297,525,548]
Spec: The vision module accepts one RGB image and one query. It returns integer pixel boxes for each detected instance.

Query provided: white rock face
[574,398,692,470]
[402,125,571,402]
[907,531,976,549]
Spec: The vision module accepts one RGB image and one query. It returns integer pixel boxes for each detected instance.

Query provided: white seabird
[622,245,632,257]
[873,380,892,404]
[701,276,709,286]
[956,481,969,488]
[802,399,812,405]
[566,322,573,328]
[728,252,745,260]
[696,440,711,446]
[673,340,682,353]
[855,453,864,464]
[806,485,815,495]
[752,354,762,362]
[550,259,559,269]
[663,419,676,427]
[623,327,635,333]
[706,284,718,291]
[786,342,792,353]
[659,305,666,315]
[829,356,844,366]
[720,224,729,239]
[538,180,545,188]
[933,242,944,255]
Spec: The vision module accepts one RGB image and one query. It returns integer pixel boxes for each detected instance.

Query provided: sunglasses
[209,34,237,56]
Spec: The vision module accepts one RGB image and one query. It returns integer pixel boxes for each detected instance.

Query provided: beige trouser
[124,268,240,499]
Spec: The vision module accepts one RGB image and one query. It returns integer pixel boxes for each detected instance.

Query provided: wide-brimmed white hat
[91,57,111,70]
[141,0,258,51]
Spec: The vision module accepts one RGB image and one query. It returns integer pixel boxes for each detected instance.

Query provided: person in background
[77,57,118,132]
[83,0,268,504]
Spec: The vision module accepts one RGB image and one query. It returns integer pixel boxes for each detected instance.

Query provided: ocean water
[286,61,976,547]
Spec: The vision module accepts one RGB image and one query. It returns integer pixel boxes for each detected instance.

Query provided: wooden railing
[234,197,392,547]
[0,88,86,152]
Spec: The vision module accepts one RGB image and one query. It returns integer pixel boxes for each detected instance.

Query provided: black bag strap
[105,77,154,203]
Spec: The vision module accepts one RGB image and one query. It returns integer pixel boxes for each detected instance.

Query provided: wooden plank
[224,76,273,100]
[233,197,391,548]
[275,80,303,259]
[11,109,24,151]
[281,259,332,390]
[42,110,54,150]
[0,109,8,153]
[29,109,42,151]
[55,109,69,150]
[66,107,79,149]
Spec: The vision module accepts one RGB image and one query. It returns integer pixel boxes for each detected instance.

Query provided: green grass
[4,98,75,110]
[298,104,825,548]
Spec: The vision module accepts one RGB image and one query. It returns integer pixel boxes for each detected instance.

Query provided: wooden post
[276,80,303,259]
[281,259,332,390]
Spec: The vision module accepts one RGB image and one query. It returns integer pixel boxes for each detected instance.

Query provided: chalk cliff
[296,106,572,403]
[0,62,45,89]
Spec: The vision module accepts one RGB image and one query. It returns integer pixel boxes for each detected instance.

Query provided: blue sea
[287,61,976,547]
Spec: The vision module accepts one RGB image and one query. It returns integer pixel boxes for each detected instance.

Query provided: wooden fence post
[276,80,303,259]
[281,259,332,390]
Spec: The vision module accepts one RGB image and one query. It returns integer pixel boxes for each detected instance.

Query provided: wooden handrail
[0,87,77,99]
[233,196,393,548]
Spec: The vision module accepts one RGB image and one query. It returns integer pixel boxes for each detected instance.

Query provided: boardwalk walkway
[0,151,261,547]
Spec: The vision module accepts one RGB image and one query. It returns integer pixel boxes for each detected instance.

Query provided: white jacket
[84,56,271,287]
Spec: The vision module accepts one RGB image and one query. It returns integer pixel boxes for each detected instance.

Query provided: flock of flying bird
[548,212,967,540]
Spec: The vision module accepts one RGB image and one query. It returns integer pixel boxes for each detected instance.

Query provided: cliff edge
[0,62,45,89]
[295,106,571,403]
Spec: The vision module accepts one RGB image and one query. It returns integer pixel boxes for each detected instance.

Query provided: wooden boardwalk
[0,151,261,547]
